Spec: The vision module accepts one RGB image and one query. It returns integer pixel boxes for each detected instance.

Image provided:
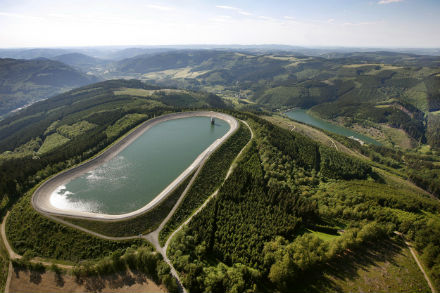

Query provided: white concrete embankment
[32,111,238,220]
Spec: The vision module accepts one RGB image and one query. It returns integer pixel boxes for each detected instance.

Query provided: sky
[0,0,439,48]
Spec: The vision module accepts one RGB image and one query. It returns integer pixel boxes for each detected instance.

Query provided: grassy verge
[60,172,194,237]
[159,121,251,246]
[6,190,145,262]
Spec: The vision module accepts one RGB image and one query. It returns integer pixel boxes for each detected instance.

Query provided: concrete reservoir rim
[31,111,238,221]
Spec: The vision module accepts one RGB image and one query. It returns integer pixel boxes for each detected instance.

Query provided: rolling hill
[50,53,108,72]
[0,78,439,293]
[0,79,225,154]
[108,49,440,148]
[0,58,99,116]
[3,49,437,150]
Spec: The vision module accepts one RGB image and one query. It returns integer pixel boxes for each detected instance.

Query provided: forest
[110,50,440,148]
[2,49,440,149]
[326,131,440,199]
[167,113,440,292]
[0,75,439,293]
[0,80,232,292]
[0,58,98,115]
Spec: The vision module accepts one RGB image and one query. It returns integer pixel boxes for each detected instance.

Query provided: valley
[2,0,440,290]
[0,49,439,293]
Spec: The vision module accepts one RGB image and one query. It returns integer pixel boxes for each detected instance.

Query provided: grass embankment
[6,191,145,262]
[159,122,251,246]
[56,121,97,139]
[61,172,194,237]
[37,133,70,154]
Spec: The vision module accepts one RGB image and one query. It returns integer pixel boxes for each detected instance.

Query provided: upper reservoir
[285,109,381,146]
[50,116,230,215]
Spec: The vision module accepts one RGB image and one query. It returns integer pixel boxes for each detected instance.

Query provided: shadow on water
[210,122,222,133]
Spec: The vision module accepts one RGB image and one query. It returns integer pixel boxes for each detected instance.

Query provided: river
[285,108,381,146]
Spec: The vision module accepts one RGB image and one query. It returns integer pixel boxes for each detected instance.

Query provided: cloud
[216,5,252,16]
[210,15,233,23]
[216,5,238,10]
[378,0,403,4]
[258,16,275,21]
[343,21,383,26]
[0,11,44,21]
[146,4,175,11]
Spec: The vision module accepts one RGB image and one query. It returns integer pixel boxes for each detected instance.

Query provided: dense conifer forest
[167,113,440,292]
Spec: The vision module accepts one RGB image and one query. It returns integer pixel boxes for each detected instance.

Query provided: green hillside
[168,112,440,292]
[110,50,440,148]
[51,53,108,73]
[0,78,439,292]
[0,79,225,204]
[0,58,99,116]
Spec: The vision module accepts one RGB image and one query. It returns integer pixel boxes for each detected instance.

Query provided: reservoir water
[285,109,381,146]
[51,116,230,214]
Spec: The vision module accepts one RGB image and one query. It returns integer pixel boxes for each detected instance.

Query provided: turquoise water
[285,109,381,146]
[51,116,230,214]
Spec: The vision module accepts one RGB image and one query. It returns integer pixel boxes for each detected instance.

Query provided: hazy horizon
[1,44,439,50]
[1,0,439,48]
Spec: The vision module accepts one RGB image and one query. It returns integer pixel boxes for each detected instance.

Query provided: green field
[37,133,70,154]
[307,229,340,242]
[105,113,148,138]
[114,87,185,97]
[56,120,96,139]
